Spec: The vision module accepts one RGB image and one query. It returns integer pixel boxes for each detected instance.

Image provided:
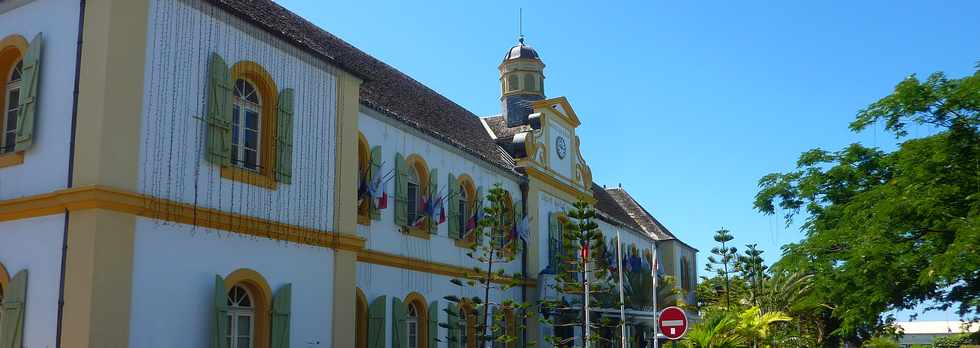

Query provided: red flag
[581,244,590,259]
[377,192,388,209]
[439,205,446,224]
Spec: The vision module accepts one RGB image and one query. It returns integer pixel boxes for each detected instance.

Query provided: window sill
[220,165,278,190]
[0,151,25,169]
[402,226,431,240]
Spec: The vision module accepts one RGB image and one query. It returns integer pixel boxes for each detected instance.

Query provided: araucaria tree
[540,200,619,347]
[755,63,980,342]
[705,228,738,309]
[443,185,531,347]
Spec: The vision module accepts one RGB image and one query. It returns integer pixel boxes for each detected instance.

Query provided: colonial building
[0,0,698,347]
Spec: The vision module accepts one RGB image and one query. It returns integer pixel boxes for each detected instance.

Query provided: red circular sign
[658,306,688,340]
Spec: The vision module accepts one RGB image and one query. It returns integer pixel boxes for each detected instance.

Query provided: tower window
[507,74,519,92]
[523,73,535,92]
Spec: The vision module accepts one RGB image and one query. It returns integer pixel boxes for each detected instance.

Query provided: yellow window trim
[357,132,371,225]
[355,288,369,348]
[403,292,430,348]
[223,60,279,190]
[402,153,431,238]
[0,34,28,164]
[0,151,24,168]
[0,261,8,294]
[224,268,272,348]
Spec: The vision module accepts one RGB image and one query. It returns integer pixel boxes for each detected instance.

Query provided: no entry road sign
[658,306,688,340]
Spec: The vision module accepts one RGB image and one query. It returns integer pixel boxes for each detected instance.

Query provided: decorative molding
[0,185,365,251]
[356,249,536,287]
[525,166,595,203]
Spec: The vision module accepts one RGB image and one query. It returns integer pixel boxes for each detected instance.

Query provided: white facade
[138,0,340,231]
[0,215,64,348]
[0,0,79,200]
[129,218,335,347]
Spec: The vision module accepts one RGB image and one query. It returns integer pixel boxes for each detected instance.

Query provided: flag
[368,166,391,210]
[516,215,529,242]
[429,192,446,225]
[413,196,430,229]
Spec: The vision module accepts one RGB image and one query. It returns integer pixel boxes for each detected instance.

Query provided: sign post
[657,306,689,341]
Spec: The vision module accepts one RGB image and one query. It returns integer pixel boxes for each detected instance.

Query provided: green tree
[737,244,767,308]
[682,310,746,348]
[755,63,980,339]
[706,228,739,309]
[443,185,530,347]
[539,200,618,347]
[861,336,900,348]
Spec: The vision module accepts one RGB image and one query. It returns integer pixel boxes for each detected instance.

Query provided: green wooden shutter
[367,296,387,348]
[270,284,292,348]
[446,303,459,348]
[428,168,439,234]
[447,173,459,239]
[428,301,439,348]
[13,34,41,152]
[391,297,407,348]
[369,145,383,220]
[548,212,559,270]
[205,53,233,166]
[0,270,27,348]
[275,88,295,184]
[394,153,408,227]
[212,275,229,348]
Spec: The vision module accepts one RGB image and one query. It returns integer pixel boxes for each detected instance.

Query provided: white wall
[0,214,65,348]
[0,0,78,200]
[357,109,524,277]
[138,0,340,231]
[129,217,335,348]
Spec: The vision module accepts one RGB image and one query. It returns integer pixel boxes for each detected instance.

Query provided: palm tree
[735,306,791,347]
[682,310,746,348]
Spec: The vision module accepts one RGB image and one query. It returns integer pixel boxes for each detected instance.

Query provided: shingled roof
[603,187,678,241]
[592,183,644,232]
[212,0,514,170]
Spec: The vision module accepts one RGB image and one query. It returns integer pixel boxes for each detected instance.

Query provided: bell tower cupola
[500,36,545,127]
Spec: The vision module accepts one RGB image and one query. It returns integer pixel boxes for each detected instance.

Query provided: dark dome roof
[502,37,540,62]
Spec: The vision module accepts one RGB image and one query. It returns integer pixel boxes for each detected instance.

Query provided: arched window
[507,74,519,92]
[227,285,255,348]
[406,163,421,224]
[493,192,515,250]
[523,73,535,92]
[407,302,420,348]
[0,35,27,155]
[232,78,262,171]
[456,183,469,235]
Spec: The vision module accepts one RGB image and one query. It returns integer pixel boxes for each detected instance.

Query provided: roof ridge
[605,186,677,240]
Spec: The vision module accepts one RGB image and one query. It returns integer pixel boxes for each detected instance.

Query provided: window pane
[235,79,245,97]
[407,183,418,222]
[7,89,19,110]
[3,133,14,151]
[230,145,239,164]
[231,125,240,145]
[238,337,250,348]
[6,110,16,131]
[238,315,251,336]
[245,110,259,130]
[226,314,233,335]
[244,149,257,169]
[244,129,258,150]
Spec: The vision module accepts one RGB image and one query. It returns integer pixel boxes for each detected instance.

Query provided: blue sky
[275,0,980,320]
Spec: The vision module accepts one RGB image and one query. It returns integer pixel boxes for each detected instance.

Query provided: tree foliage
[755,64,980,339]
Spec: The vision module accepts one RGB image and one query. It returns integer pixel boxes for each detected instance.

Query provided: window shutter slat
[275,88,295,183]
[447,173,458,239]
[205,53,233,166]
[369,145,383,220]
[391,297,407,348]
[270,284,292,348]
[394,153,408,226]
[368,295,387,348]
[428,301,439,348]
[212,275,229,348]
[428,168,438,234]
[13,33,42,152]
[0,270,27,348]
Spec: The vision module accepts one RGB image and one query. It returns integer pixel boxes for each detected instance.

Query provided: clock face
[555,136,568,159]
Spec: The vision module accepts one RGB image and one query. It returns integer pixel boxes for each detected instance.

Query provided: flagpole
[584,243,591,348]
[652,241,659,348]
[617,231,626,348]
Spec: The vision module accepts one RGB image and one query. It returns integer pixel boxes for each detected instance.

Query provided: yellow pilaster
[332,69,362,347]
[61,0,150,346]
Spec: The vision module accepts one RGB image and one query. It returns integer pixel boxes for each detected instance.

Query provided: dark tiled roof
[603,187,678,241]
[213,0,514,170]
[591,183,644,232]
[482,115,531,140]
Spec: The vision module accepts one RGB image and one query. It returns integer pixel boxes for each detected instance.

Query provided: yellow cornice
[525,166,595,203]
[0,185,365,251]
[356,249,536,287]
